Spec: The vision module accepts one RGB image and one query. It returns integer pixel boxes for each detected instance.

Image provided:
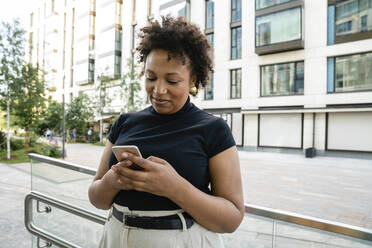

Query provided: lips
[151,96,170,105]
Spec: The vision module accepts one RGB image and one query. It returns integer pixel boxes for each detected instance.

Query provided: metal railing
[25,191,106,248]
[26,153,372,247]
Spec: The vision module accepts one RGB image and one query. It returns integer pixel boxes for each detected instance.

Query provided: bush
[29,133,39,147]
[0,130,5,150]
[90,131,100,143]
[40,145,62,158]
[10,138,25,150]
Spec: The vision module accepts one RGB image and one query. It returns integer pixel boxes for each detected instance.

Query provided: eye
[167,80,179,85]
[146,77,156,82]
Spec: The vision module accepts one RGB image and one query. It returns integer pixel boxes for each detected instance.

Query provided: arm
[88,140,120,210]
[113,146,244,233]
[171,146,244,233]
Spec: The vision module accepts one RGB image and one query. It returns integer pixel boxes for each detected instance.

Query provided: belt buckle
[123,213,138,229]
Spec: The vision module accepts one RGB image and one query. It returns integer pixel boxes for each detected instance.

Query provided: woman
[88,16,244,248]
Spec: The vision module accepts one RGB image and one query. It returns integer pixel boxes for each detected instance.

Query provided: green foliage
[10,138,25,150]
[119,58,144,113]
[0,130,5,150]
[29,132,39,147]
[36,99,63,135]
[0,20,46,148]
[10,64,47,134]
[66,92,94,136]
[40,145,62,158]
[92,58,144,118]
[90,131,100,143]
[0,19,25,101]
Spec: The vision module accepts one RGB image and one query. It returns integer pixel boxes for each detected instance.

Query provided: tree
[66,92,94,137]
[10,63,47,148]
[35,99,63,136]
[92,58,144,142]
[119,58,144,113]
[94,73,117,142]
[0,19,26,156]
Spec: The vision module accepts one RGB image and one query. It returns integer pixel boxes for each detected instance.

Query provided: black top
[107,97,236,210]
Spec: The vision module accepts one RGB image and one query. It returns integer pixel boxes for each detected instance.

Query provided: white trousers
[98,203,224,248]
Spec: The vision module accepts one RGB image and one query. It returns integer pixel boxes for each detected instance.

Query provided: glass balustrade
[27,154,372,248]
[29,157,108,247]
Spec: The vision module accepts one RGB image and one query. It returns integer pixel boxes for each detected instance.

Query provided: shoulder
[113,107,152,125]
[194,109,228,129]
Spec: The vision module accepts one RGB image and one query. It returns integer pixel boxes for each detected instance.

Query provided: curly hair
[136,16,214,92]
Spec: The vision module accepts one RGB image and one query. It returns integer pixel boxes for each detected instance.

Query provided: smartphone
[112,145,143,170]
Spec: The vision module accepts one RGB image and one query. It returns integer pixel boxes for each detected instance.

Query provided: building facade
[27,0,372,156]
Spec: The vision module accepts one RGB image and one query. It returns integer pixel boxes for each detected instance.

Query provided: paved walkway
[1,143,372,247]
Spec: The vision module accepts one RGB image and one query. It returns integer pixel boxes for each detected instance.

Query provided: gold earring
[189,86,197,95]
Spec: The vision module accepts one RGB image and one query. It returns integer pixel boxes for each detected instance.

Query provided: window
[328,52,372,93]
[114,54,121,78]
[232,0,242,22]
[204,0,214,100]
[88,59,95,83]
[231,0,242,60]
[206,0,214,29]
[261,61,304,96]
[205,74,214,100]
[328,0,372,44]
[115,29,122,51]
[256,7,301,47]
[231,27,242,60]
[159,0,190,20]
[231,69,242,99]
[256,0,294,10]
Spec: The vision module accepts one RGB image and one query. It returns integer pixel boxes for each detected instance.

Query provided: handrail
[27,153,372,245]
[245,203,372,242]
[25,191,106,248]
[29,153,96,176]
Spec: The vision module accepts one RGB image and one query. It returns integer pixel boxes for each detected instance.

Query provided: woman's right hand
[103,165,126,191]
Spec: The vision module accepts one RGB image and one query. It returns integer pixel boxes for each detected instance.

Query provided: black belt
[112,206,194,230]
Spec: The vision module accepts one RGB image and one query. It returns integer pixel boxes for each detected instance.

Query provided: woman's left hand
[111,153,182,198]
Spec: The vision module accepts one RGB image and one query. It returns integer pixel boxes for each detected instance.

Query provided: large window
[231,69,242,99]
[328,0,372,44]
[336,0,372,36]
[256,7,301,47]
[328,52,372,93]
[261,61,304,96]
[256,0,294,10]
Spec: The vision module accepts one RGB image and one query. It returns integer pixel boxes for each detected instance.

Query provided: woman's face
[145,49,195,115]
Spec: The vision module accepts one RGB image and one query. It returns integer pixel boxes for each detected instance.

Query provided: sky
[0,0,37,28]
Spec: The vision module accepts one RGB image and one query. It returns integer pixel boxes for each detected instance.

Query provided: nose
[153,80,167,94]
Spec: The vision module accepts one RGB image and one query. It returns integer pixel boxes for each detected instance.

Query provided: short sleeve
[205,117,236,158]
[107,114,127,144]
